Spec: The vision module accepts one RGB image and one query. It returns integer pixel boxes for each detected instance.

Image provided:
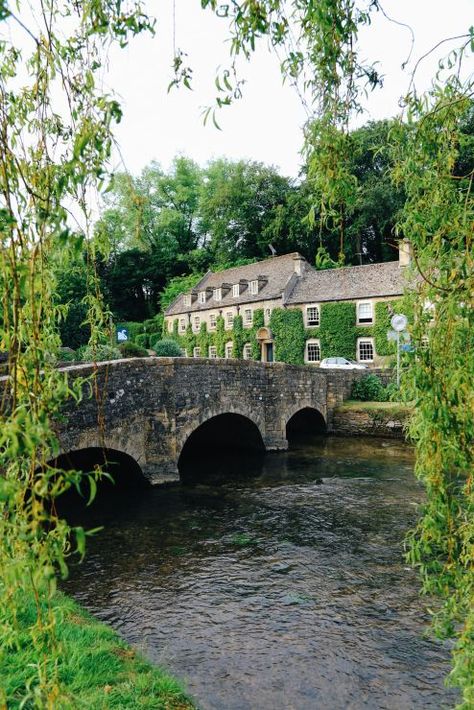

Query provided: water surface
[63,436,457,709]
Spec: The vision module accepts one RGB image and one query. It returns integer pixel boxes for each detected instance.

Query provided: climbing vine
[318,302,356,360]
[269,309,305,365]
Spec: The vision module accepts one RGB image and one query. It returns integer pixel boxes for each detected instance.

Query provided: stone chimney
[398,239,412,267]
[293,253,305,276]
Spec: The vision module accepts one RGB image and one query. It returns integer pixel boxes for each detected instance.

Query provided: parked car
[320,357,368,370]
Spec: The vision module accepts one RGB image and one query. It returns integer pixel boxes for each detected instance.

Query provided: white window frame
[225,341,233,359]
[193,316,200,332]
[305,304,320,327]
[244,308,253,326]
[243,343,252,360]
[198,291,206,304]
[226,311,234,329]
[179,318,186,333]
[209,313,217,330]
[264,308,271,325]
[250,280,259,295]
[208,345,217,359]
[232,284,240,297]
[193,346,201,358]
[357,338,374,362]
[357,301,373,325]
[214,287,222,301]
[305,339,321,363]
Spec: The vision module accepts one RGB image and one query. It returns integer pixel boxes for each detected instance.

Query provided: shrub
[80,343,122,362]
[351,374,387,401]
[57,347,76,362]
[152,339,183,357]
[135,333,149,349]
[118,341,149,358]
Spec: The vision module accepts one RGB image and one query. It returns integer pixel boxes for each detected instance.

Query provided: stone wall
[332,404,411,439]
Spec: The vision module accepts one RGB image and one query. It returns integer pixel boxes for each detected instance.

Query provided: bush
[57,347,76,362]
[152,339,183,357]
[80,343,122,362]
[118,341,149,358]
[351,374,387,401]
[135,333,149,349]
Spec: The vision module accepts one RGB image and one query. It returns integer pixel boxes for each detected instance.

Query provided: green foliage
[160,273,204,311]
[351,374,387,402]
[57,347,76,363]
[232,315,245,359]
[81,344,122,362]
[196,322,210,356]
[319,302,356,360]
[120,321,144,342]
[118,341,149,358]
[135,333,149,349]
[214,316,226,358]
[182,324,196,357]
[270,308,305,365]
[373,301,399,357]
[152,339,183,357]
[250,309,264,360]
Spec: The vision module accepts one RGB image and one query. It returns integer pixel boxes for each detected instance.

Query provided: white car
[320,357,368,370]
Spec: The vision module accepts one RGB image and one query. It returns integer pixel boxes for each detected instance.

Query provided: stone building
[164,243,412,367]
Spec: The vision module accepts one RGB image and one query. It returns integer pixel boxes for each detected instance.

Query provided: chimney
[398,239,412,267]
[293,253,305,276]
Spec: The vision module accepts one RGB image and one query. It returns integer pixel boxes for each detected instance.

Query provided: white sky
[104,0,473,179]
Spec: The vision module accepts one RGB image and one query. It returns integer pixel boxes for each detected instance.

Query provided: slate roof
[286,260,406,304]
[165,253,407,316]
[165,253,305,315]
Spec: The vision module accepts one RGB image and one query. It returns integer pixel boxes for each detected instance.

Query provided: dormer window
[214,287,222,301]
[232,284,240,297]
[198,291,206,304]
[250,280,259,295]
[184,294,191,307]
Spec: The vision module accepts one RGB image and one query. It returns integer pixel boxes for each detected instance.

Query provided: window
[250,280,259,295]
[357,302,373,324]
[179,318,186,333]
[264,308,271,325]
[193,347,201,358]
[167,320,173,333]
[358,338,374,362]
[226,311,234,328]
[214,287,222,301]
[209,313,217,330]
[225,341,233,359]
[198,291,206,304]
[244,308,252,325]
[193,316,200,332]
[232,284,240,297]
[305,339,321,363]
[243,343,252,360]
[208,345,217,358]
[184,294,191,307]
[306,305,320,327]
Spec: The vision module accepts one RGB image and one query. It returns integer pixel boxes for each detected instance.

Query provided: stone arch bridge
[54,358,365,484]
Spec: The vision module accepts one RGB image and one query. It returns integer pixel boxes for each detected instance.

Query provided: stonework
[50,358,366,484]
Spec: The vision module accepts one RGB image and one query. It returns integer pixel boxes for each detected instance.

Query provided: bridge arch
[178,411,265,472]
[285,406,326,445]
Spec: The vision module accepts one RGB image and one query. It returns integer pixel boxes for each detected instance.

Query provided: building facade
[164,245,412,367]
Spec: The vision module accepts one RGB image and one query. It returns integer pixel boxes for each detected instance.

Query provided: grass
[336,400,413,417]
[1,591,195,709]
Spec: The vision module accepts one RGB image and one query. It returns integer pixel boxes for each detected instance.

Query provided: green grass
[1,591,195,709]
[337,400,413,417]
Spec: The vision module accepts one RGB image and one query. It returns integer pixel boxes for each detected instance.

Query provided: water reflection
[62,436,457,710]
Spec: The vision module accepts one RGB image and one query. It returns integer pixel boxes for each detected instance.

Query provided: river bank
[2,591,194,709]
[332,400,412,439]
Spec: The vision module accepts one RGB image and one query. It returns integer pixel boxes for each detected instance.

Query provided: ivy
[196,322,210,355]
[373,301,398,356]
[250,308,264,360]
[270,308,305,365]
[214,316,226,358]
[319,302,356,360]
[232,315,245,359]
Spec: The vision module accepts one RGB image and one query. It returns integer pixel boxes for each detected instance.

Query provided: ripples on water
[62,436,457,710]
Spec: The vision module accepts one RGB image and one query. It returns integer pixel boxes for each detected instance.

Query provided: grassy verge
[336,400,413,417]
[2,591,195,709]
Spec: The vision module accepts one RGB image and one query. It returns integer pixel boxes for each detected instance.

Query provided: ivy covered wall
[161,298,406,364]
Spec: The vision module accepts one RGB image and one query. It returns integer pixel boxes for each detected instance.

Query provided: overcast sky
[102,0,473,179]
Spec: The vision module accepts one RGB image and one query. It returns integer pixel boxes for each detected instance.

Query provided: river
[63,436,458,709]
